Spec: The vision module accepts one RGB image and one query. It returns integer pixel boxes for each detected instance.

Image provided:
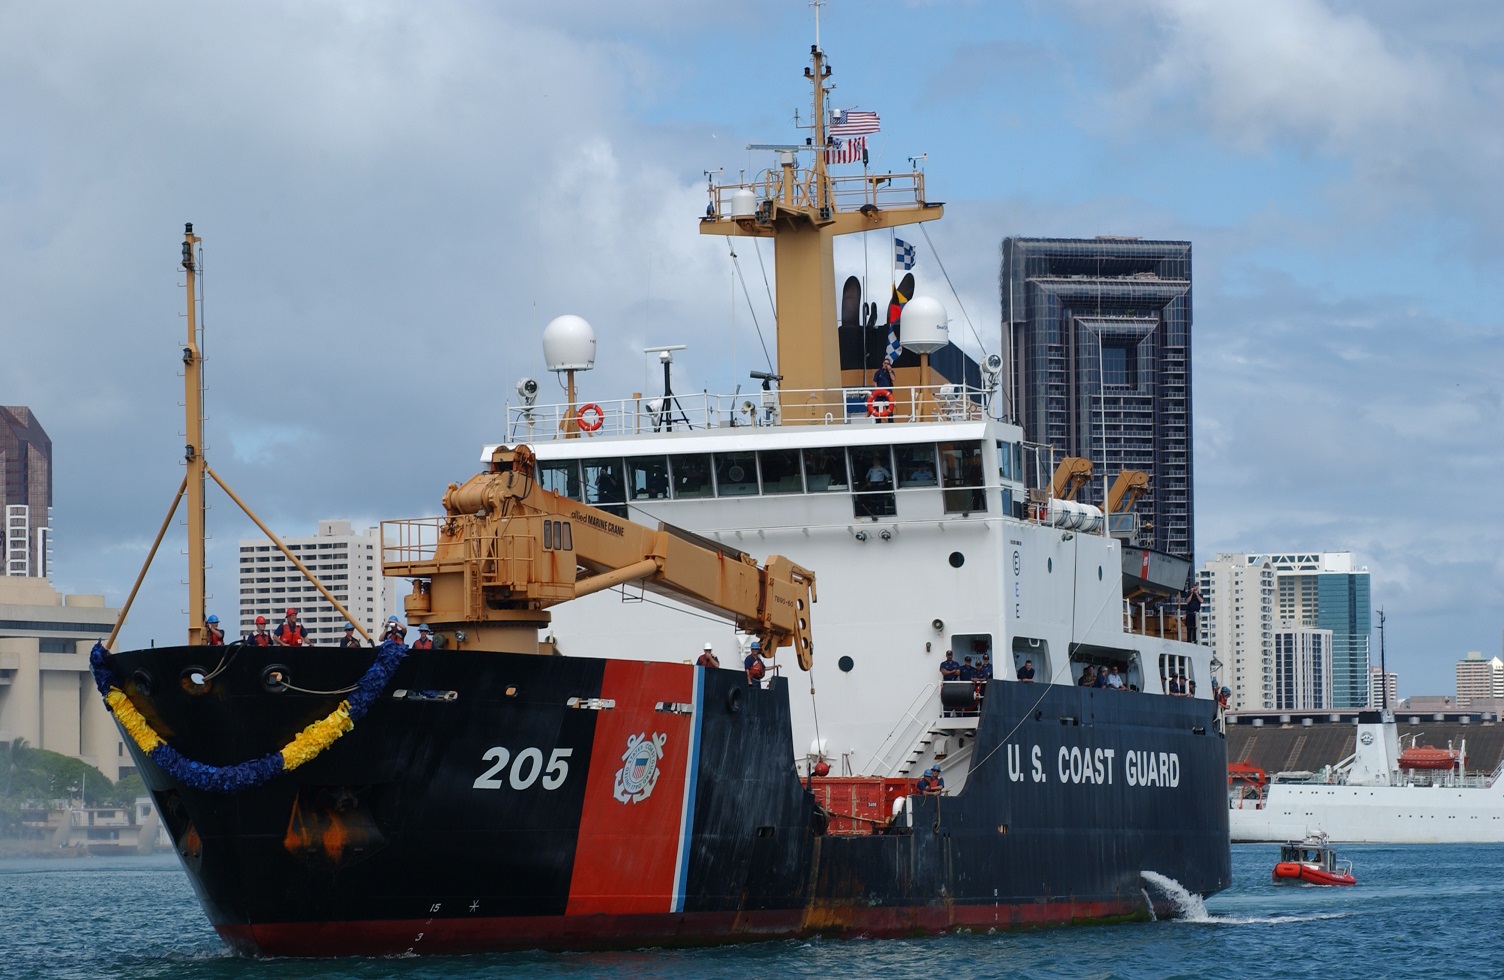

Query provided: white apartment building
[1196,554,1276,712]
[1455,652,1504,707]
[238,520,396,646]
[1274,626,1334,710]
[1367,665,1399,710]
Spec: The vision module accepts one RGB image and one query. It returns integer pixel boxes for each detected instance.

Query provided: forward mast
[699,42,942,417]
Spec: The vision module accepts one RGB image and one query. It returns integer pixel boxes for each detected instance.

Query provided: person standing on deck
[274,609,306,646]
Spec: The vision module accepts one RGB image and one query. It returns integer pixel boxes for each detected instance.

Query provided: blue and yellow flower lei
[89,640,407,795]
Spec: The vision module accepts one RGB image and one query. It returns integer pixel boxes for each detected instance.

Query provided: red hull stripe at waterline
[222,899,1153,957]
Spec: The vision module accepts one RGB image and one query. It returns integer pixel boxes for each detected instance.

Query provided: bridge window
[714,452,759,497]
[759,449,804,494]
[851,446,896,519]
[672,454,714,499]
[940,441,986,515]
[538,459,582,501]
[627,456,671,500]
[802,447,848,492]
[895,443,938,488]
[583,458,627,517]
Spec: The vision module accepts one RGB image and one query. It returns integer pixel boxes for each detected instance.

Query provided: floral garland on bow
[89,640,407,795]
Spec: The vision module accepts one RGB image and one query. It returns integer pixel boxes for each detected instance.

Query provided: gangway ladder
[896,715,980,778]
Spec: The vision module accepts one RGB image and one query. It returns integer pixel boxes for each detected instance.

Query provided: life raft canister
[577,403,604,432]
[866,388,894,418]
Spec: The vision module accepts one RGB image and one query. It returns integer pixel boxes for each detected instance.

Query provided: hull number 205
[473,746,574,790]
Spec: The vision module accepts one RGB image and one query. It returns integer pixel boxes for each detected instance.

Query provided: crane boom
[382,445,817,669]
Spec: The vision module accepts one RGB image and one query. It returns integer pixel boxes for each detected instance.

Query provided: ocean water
[2,844,1499,979]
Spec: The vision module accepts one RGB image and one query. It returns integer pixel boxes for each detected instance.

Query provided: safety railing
[506,383,988,442]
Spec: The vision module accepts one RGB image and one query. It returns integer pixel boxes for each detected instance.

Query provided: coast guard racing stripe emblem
[613,732,667,804]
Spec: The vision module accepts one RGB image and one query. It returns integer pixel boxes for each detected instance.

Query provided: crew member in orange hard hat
[274,608,307,647]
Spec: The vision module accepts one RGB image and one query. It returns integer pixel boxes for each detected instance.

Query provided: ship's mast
[700,37,943,416]
[181,223,207,645]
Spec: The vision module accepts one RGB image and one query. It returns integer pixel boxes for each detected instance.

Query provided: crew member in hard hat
[338,623,361,648]
[274,608,307,647]
[381,615,407,644]
[249,615,274,646]
[696,642,720,668]
[204,614,224,646]
[412,624,435,650]
[744,638,772,686]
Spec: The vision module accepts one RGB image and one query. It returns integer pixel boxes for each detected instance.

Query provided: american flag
[825,135,866,166]
[830,109,880,136]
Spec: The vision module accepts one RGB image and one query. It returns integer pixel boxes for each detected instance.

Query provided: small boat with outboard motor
[1272,833,1355,887]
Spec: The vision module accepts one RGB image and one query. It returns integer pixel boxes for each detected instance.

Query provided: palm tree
[0,737,33,798]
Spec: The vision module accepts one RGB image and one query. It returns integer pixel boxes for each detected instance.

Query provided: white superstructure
[479,387,1216,781]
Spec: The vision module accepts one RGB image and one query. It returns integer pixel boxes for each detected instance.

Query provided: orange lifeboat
[1398,746,1460,770]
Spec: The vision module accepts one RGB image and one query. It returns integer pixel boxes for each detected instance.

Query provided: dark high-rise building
[1000,237,1193,559]
[0,406,53,577]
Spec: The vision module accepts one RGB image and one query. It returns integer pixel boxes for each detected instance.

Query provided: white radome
[542,314,597,372]
[899,296,948,354]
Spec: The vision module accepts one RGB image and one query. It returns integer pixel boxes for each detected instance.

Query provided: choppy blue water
[2,844,1498,979]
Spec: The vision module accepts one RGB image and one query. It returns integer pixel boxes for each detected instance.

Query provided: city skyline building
[1246,552,1371,709]
[238,520,396,646]
[1000,236,1194,559]
[1455,651,1503,707]
[0,576,127,781]
[1195,554,1275,712]
[0,406,53,578]
[1274,626,1334,710]
[1368,665,1399,709]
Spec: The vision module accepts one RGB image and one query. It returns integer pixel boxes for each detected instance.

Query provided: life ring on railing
[866,388,894,418]
[576,403,604,432]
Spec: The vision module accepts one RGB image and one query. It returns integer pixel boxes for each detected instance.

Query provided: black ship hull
[104,643,1229,956]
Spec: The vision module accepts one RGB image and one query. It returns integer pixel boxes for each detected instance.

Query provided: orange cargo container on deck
[808,777,916,835]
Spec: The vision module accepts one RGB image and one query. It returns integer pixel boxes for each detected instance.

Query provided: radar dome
[900,296,948,354]
[541,315,596,372]
[730,188,757,218]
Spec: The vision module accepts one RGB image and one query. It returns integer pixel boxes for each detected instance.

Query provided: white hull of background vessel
[1230,780,1504,843]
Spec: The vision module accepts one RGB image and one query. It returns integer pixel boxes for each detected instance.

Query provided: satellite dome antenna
[541,315,596,437]
[897,295,948,418]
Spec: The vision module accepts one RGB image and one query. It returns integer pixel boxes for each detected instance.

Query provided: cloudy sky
[3,0,1500,693]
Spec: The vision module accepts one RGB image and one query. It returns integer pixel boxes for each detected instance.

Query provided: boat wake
[1141,871,1352,926]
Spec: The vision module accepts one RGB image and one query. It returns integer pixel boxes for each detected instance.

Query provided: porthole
[949,552,965,568]
[838,655,854,673]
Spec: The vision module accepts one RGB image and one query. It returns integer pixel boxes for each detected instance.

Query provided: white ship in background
[1229,710,1504,843]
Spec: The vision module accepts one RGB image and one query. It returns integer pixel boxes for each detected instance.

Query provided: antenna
[811,0,823,51]
[1377,607,1388,712]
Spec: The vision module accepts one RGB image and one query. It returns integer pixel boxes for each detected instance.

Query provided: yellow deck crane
[382,445,817,669]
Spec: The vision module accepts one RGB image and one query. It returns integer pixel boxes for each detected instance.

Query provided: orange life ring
[866,388,894,418]
[576,403,604,432]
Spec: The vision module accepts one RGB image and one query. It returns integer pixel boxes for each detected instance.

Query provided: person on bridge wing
[204,614,224,646]
[249,615,274,646]
[273,608,307,646]
[338,623,361,648]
